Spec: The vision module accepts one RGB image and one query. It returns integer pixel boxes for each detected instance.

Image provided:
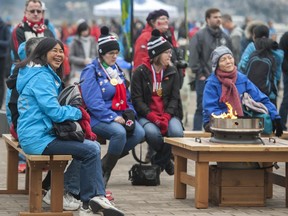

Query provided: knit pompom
[100,26,109,35]
[151,29,161,37]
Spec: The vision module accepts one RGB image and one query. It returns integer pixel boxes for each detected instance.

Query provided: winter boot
[102,153,120,187]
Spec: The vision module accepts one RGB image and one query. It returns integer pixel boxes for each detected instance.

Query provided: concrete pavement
[1,137,288,216]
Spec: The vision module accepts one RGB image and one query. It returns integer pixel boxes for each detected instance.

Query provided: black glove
[273,118,283,137]
[204,122,211,132]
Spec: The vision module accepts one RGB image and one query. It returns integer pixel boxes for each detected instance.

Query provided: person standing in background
[188,8,232,130]
[279,32,288,131]
[10,0,54,62]
[221,14,243,64]
[69,19,97,84]
[0,17,11,109]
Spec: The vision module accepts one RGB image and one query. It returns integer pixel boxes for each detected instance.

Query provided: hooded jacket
[203,71,280,125]
[16,64,81,154]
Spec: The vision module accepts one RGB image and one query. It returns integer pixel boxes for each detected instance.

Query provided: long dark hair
[15,37,65,78]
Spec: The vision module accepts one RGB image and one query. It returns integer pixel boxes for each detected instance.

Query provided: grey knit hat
[210,45,233,71]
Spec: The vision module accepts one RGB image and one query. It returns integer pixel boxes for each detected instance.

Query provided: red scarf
[22,16,46,33]
[216,66,244,116]
[112,83,128,111]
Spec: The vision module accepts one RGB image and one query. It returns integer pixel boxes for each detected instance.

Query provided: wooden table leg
[195,161,209,209]
[174,154,187,199]
[263,162,273,198]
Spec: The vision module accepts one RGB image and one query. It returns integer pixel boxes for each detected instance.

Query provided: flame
[211,102,238,119]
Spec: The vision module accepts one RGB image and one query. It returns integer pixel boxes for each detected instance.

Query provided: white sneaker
[79,207,95,216]
[89,196,124,216]
[43,189,81,211]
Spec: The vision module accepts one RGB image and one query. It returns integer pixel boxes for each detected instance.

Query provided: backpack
[6,67,20,134]
[53,82,85,142]
[244,50,277,100]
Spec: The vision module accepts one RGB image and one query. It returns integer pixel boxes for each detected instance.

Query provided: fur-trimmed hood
[244,20,267,39]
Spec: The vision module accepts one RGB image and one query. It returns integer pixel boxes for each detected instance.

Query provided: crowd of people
[1,0,288,215]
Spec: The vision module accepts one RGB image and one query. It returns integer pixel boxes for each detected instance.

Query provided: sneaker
[106,190,114,202]
[89,196,124,216]
[43,189,81,211]
[18,163,26,173]
[165,160,174,176]
[79,207,95,216]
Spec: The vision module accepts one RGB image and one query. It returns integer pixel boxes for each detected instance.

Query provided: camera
[174,48,188,69]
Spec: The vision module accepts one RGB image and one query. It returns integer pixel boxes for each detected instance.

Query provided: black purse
[128,144,161,186]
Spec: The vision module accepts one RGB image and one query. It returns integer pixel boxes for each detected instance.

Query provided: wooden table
[164,137,288,209]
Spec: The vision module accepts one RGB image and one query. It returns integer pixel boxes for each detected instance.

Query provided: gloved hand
[146,112,161,126]
[78,106,97,141]
[162,112,171,121]
[204,122,211,133]
[273,118,283,137]
[159,117,169,135]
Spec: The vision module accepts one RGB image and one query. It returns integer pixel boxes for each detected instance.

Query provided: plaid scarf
[216,66,244,116]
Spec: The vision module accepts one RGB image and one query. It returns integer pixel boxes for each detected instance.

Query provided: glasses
[27,9,43,14]
[163,50,172,55]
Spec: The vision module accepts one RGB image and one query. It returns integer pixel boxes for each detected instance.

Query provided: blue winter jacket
[80,58,135,127]
[238,42,284,82]
[203,71,280,126]
[16,64,82,154]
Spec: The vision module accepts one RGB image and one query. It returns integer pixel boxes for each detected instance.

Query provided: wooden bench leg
[50,160,68,212]
[28,161,46,213]
[0,143,28,194]
[174,155,187,199]
[195,161,209,209]
[286,162,288,207]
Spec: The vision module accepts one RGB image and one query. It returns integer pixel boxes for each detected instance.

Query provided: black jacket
[131,64,183,120]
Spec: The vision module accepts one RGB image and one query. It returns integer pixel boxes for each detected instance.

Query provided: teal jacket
[16,64,81,154]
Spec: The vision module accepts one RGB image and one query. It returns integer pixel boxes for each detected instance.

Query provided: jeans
[279,72,288,130]
[138,117,183,170]
[193,79,206,130]
[42,138,105,202]
[92,120,145,156]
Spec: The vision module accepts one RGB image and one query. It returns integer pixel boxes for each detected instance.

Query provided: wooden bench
[0,134,73,216]
[184,130,288,139]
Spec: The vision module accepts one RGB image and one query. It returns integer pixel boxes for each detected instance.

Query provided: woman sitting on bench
[15,37,124,216]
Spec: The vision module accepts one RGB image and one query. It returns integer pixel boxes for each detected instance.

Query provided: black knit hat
[98,26,120,55]
[147,29,172,59]
[77,19,89,36]
[146,9,169,22]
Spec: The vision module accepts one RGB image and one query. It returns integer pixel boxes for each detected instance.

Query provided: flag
[121,0,133,61]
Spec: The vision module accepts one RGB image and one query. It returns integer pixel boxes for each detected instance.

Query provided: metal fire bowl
[210,117,264,133]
